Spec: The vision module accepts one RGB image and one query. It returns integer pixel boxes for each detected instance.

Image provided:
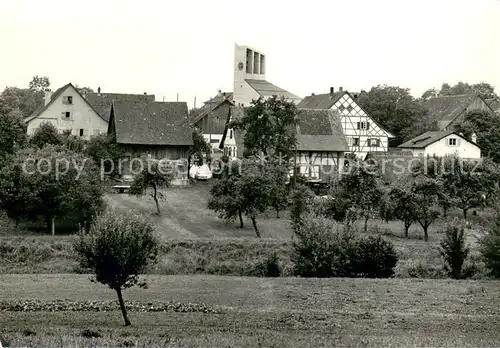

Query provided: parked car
[195,164,212,180]
[189,165,199,179]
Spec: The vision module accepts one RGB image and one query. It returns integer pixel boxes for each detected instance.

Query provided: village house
[24,83,108,139]
[107,100,193,184]
[423,94,495,131]
[397,130,481,159]
[297,87,394,159]
[24,83,156,140]
[220,107,348,182]
[190,90,234,150]
[233,43,302,106]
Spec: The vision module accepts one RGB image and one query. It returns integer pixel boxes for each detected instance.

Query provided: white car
[189,165,199,179]
[195,164,212,180]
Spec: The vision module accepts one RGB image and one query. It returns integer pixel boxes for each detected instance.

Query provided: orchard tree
[30,122,62,148]
[74,210,159,326]
[411,177,441,241]
[289,183,314,234]
[0,102,26,161]
[382,181,419,238]
[267,159,289,218]
[208,160,245,228]
[86,134,124,177]
[187,128,211,176]
[129,158,175,215]
[230,96,298,160]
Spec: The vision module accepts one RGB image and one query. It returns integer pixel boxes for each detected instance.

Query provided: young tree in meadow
[30,122,63,148]
[382,181,419,238]
[267,159,289,218]
[187,128,211,176]
[208,160,245,228]
[411,177,441,241]
[129,158,175,215]
[73,210,159,326]
[289,183,314,234]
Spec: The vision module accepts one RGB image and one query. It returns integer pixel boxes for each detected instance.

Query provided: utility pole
[177,93,179,102]
[194,96,196,109]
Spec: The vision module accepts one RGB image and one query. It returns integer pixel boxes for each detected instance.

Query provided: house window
[448,138,457,146]
[368,138,380,147]
[63,96,73,104]
[353,137,360,146]
[65,112,71,118]
[79,129,84,137]
[229,147,232,157]
[230,130,233,139]
[357,121,370,130]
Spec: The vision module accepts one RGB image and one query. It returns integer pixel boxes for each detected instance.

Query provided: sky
[0,0,499,109]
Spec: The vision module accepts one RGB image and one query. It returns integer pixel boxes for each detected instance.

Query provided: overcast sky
[1,0,498,108]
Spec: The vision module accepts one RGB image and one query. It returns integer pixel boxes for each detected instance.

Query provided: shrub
[292,214,398,278]
[440,221,469,279]
[397,259,447,279]
[246,252,282,277]
[352,235,399,278]
[81,329,102,338]
[479,220,500,278]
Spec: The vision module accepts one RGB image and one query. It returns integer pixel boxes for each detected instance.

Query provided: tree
[129,158,175,215]
[30,122,62,148]
[230,96,298,160]
[187,128,211,177]
[208,160,245,228]
[73,211,159,326]
[335,164,385,232]
[289,184,314,234]
[382,182,418,238]
[0,86,42,117]
[438,81,498,100]
[420,88,439,101]
[411,177,441,241]
[458,111,500,164]
[86,134,124,177]
[440,220,469,279]
[0,102,26,161]
[479,217,500,278]
[75,85,94,95]
[267,159,289,218]
[356,85,428,146]
[61,130,87,153]
[28,75,50,92]
[0,145,104,234]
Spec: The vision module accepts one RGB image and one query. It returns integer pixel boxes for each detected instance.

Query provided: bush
[81,329,102,338]
[479,220,500,278]
[246,252,282,277]
[292,213,398,278]
[396,259,447,279]
[440,221,469,279]
[352,235,399,278]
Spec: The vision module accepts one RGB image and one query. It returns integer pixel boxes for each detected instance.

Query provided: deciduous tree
[30,122,62,148]
[0,102,26,161]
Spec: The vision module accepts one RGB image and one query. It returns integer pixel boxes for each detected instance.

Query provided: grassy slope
[1,275,500,347]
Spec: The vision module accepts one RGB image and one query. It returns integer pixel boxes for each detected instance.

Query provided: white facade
[328,93,391,159]
[406,134,481,159]
[26,84,107,139]
[295,151,344,180]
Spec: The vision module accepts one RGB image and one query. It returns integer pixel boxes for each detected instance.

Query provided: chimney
[471,133,477,143]
[339,87,343,92]
[144,92,147,95]
[311,93,315,96]
[217,89,222,97]
[97,87,101,95]
[44,90,53,106]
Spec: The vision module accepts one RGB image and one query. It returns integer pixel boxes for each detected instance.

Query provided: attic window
[230,130,233,139]
[65,112,71,118]
[63,96,73,104]
[448,138,457,146]
[356,121,370,130]
[79,129,84,137]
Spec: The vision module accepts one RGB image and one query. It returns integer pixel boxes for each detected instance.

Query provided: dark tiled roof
[244,79,301,102]
[204,92,233,105]
[296,109,348,152]
[24,83,72,122]
[296,92,345,109]
[85,92,155,122]
[111,101,192,146]
[398,130,462,149]
[423,94,478,129]
[190,94,234,125]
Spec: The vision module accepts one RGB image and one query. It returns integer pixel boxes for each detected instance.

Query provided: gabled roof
[85,92,155,122]
[296,92,346,109]
[219,107,348,154]
[190,94,234,125]
[110,101,193,146]
[296,109,348,152]
[398,130,476,149]
[204,92,233,105]
[24,83,104,123]
[423,94,490,129]
[245,79,301,102]
[486,98,500,112]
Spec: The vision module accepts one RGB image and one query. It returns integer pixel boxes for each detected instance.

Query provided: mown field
[1,274,500,347]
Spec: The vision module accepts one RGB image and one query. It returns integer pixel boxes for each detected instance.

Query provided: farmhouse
[24,83,108,139]
[107,100,193,183]
[398,130,481,159]
[423,94,495,131]
[297,87,394,159]
[220,107,348,182]
[190,90,234,150]
[233,43,301,106]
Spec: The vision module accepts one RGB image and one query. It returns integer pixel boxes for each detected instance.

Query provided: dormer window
[63,96,73,104]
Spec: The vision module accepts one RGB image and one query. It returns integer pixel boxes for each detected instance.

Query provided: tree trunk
[116,288,131,326]
[463,208,468,220]
[187,156,191,181]
[404,221,411,238]
[153,185,161,215]
[364,216,369,232]
[276,208,280,219]
[238,210,244,228]
[443,206,448,217]
[251,217,261,238]
[423,224,429,242]
[51,217,55,236]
